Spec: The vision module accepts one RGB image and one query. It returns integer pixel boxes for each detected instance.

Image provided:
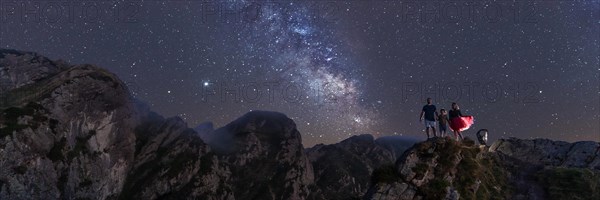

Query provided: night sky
[1,0,598,146]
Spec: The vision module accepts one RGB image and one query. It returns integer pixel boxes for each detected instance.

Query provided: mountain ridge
[1,49,598,199]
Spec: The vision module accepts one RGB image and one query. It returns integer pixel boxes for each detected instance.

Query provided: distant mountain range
[1,49,598,200]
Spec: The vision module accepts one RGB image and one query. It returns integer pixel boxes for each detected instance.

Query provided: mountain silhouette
[1,49,598,199]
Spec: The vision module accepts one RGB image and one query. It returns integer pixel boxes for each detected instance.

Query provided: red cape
[450,116,474,132]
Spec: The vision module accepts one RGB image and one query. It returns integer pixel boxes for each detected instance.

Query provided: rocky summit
[365,137,600,200]
[1,49,599,199]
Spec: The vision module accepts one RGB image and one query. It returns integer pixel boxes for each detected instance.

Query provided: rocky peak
[1,49,599,200]
[0,49,68,93]
[0,49,316,200]
[305,134,414,200]
[0,50,137,199]
[119,112,222,199]
[365,137,600,200]
[490,137,600,169]
[375,136,420,159]
[337,134,379,152]
[365,137,503,200]
[213,111,302,154]
[212,110,314,199]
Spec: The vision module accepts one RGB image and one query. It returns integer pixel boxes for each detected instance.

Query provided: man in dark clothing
[419,98,439,138]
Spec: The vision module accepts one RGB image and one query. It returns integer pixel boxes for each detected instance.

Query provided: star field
[1,0,598,146]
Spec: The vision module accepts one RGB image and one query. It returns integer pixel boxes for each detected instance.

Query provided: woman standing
[448,103,474,141]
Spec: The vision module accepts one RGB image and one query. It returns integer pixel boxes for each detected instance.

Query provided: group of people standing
[419,98,474,140]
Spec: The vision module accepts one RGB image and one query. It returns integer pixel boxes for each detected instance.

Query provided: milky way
[210,0,382,140]
[1,0,598,146]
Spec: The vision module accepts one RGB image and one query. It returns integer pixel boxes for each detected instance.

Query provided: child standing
[438,109,449,137]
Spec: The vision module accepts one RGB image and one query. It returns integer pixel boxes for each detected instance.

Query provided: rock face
[365,137,511,200]
[0,49,316,200]
[118,110,316,200]
[1,49,599,200]
[118,111,230,199]
[365,137,600,200]
[213,111,314,199]
[490,137,600,169]
[306,134,415,199]
[0,49,67,93]
[0,51,137,199]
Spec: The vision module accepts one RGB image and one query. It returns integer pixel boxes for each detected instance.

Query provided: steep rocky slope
[365,137,600,200]
[0,49,318,200]
[0,50,137,199]
[211,111,315,199]
[365,138,512,200]
[306,134,415,199]
[118,110,316,200]
[490,137,600,169]
[118,110,230,199]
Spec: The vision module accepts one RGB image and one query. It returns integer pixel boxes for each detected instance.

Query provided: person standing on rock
[448,102,474,141]
[419,98,438,138]
[438,109,450,138]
